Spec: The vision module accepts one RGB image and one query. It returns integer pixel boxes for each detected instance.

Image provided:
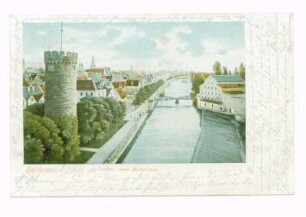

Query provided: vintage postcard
[11,14,294,196]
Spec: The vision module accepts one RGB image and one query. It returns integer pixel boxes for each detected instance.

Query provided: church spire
[90,56,96,69]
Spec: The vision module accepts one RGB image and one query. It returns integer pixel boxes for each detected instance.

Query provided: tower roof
[90,56,96,69]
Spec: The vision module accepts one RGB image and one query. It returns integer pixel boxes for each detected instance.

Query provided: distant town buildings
[76,79,121,102]
[23,55,160,110]
[197,75,245,121]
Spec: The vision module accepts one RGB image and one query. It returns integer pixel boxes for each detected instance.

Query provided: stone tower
[44,50,78,118]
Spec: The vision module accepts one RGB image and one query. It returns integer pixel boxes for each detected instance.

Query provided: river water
[121,78,244,164]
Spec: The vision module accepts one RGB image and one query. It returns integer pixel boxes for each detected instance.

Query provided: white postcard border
[10,13,294,196]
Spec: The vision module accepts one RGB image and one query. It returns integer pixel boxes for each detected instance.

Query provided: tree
[25,103,44,116]
[77,97,127,146]
[24,135,44,164]
[133,80,164,105]
[192,74,204,94]
[234,67,239,75]
[54,115,80,163]
[24,111,65,163]
[223,66,228,75]
[239,63,245,80]
[213,61,222,75]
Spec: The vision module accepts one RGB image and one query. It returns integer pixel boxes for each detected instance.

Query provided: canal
[120,78,244,164]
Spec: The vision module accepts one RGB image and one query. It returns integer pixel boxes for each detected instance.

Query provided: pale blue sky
[23,22,245,72]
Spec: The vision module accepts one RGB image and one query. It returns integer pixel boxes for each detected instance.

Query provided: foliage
[53,115,80,163]
[223,66,228,75]
[191,74,204,94]
[70,151,95,164]
[238,63,245,80]
[213,61,222,75]
[133,80,164,105]
[24,135,44,164]
[25,103,44,116]
[77,97,126,146]
[23,111,65,163]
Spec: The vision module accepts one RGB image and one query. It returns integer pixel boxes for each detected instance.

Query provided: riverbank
[191,110,245,163]
[86,83,166,164]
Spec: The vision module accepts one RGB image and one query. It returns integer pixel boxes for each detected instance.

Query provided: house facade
[23,84,45,109]
[197,75,245,119]
[76,80,107,102]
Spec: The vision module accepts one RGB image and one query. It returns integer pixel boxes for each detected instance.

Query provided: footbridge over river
[155,95,193,108]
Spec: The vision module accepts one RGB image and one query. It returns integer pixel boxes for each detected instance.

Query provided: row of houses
[196,75,245,121]
[23,66,158,109]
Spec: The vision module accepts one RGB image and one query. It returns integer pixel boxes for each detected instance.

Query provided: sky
[23,21,245,72]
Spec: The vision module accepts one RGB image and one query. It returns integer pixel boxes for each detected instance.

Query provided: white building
[76,79,122,102]
[23,84,45,109]
[197,75,245,118]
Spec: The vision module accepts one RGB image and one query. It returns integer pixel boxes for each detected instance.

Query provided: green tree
[77,97,127,146]
[133,80,164,105]
[24,111,65,163]
[192,74,204,94]
[239,63,245,80]
[234,67,239,75]
[25,103,44,116]
[54,115,80,163]
[24,135,44,164]
[223,66,228,75]
[213,61,222,75]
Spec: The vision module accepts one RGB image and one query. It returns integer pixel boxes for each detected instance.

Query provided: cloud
[24,23,245,72]
[152,25,192,54]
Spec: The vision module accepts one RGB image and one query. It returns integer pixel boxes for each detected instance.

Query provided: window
[80,92,83,96]
[91,92,93,96]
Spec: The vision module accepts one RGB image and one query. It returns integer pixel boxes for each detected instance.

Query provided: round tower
[44,50,78,118]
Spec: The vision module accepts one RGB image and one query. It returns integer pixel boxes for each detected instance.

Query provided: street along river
[119,78,244,164]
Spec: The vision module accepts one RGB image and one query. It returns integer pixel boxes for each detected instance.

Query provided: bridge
[156,95,193,108]
[158,95,190,101]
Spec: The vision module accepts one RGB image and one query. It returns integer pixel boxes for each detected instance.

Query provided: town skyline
[23,21,245,72]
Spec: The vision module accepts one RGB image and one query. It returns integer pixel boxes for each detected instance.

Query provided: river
[120,78,244,164]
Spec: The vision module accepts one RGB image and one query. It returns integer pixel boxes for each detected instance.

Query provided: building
[76,80,107,102]
[125,78,141,95]
[76,79,121,102]
[197,75,245,118]
[23,85,45,109]
[44,50,78,118]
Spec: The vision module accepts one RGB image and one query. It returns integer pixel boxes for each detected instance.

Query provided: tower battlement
[44,51,78,65]
[44,50,78,118]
